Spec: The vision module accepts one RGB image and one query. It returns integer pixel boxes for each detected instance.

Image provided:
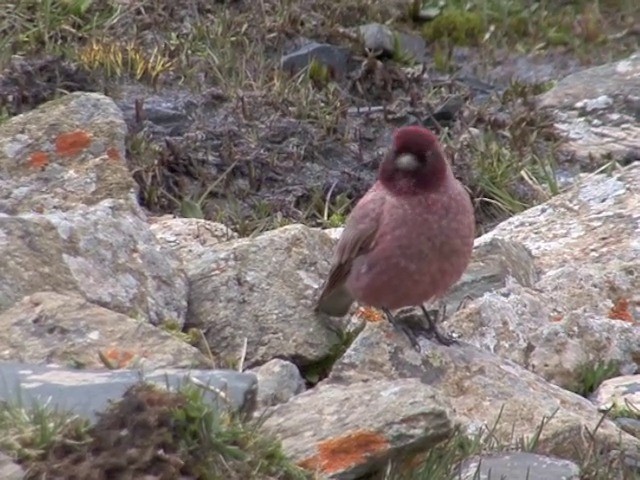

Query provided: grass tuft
[0,396,90,463]
[78,39,174,87]
[570,360,620,398]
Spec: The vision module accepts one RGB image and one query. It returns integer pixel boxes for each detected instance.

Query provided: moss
[422,9,485,46]
[307,58,331,88]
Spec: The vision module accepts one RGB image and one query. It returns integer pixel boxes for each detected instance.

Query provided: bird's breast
[347,183,474,310]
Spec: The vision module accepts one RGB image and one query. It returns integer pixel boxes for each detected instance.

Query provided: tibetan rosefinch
[316,125,475,347]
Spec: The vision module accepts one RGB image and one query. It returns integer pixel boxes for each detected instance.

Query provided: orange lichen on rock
[298,430,389,474]
[106,146,121,161]
[28,151,50,169]
[608,298,634,323]
[549,314,564,323]
[355,306,384,323]
[98,347,136,369]
[55,130,92,157]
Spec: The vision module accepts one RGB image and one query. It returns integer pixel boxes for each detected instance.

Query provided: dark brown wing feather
[315,189,385,316]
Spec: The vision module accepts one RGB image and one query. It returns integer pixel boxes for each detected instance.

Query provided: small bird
[315,125,475,347]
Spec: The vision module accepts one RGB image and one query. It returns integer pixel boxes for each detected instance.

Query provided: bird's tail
[315,284,354,317]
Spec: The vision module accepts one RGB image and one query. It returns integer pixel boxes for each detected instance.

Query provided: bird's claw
[382,308,421,351]
[381,304,458,348]
[420,304,459,346]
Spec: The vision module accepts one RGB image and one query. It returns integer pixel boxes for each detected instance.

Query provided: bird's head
[378,126,450,196]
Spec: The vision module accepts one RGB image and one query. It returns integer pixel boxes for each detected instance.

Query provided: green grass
[0,0,123,60]
[0,395,90,463]
[435,79,562,227]
[570,360,620,397]
[171,384,311,480]
[608,399,640,421]
[419,0,638,51]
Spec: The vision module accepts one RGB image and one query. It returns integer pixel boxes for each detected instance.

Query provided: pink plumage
[316,126,475,343]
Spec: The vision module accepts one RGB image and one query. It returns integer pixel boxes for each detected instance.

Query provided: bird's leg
[382,308,421,351]
[420,304,458,346]
[455,294,474,312]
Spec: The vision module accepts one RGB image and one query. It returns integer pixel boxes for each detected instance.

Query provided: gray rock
[0,199,188,326]
[281,42,350,78]
[186,224,340,367]
[457,452,580,480]
[262,378,453,479]
[0,361,258,422]
[590,375,640,412]
[0,92,134,215]
[357,23,426,62]
[446,162,640,390]
[328,321,640,464]
[440,237,538,320]
[0,452,24,480]
[417,7,441,21]
[113,84,198,136]
[149,215,238,265]
[616,418,640,439]
[538,51,640,164]
[0,291,210,369]
[0,92,188,326]
[251,358,306,408]
[322,227,344,242]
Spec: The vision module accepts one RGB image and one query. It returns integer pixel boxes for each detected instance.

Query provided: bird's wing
[315,189,385,316]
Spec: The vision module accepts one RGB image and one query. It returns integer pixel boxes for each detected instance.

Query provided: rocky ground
[1,0,640,479]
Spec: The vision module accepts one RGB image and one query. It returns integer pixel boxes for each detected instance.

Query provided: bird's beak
[395,153,420,171]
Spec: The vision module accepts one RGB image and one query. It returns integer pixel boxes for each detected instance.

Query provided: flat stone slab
[457,452,580,480]
[0,362,257,422]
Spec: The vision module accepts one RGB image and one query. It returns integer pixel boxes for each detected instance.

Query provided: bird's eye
[395,153,420,171]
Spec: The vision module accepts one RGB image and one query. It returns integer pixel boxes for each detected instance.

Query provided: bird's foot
[420,304,458,347]
[382,308,421,351]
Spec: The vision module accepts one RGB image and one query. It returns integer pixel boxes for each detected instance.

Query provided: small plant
[300,185,353,229]
[78,39,174,87]
[384,405,556,479]
[0,395,90,462]
[391,34,417,66]
[407,0,422,22]
[0,0,122,58]
[432,42,453,72]
[571,360,619,398]
[388,405,636,479]
[160,320,201,346]
[607,399,640,420]
[469,131,531,216]
[422,9,485,46]
[307,59,331,88]
[171,384,311,480]
[11,382,310,479]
